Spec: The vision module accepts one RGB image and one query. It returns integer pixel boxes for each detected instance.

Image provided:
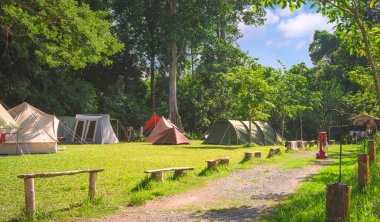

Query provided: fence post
[24,178,36,215]
[358,154,370,190]
[326,183,351,222]
[368,140,376,163]
[89,172,97,199]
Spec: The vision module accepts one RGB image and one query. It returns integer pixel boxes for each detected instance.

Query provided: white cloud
[265,10,280,25]
[276,13,335,38]
[239,22,266,39]
[295,41,306,49]
[266,39,292,49]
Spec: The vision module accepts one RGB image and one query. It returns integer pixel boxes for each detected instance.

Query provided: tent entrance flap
[85,120,97,142]
[74,121,85,142]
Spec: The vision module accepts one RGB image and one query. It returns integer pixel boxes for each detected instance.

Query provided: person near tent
[125,125,133,142]
[138,126,144,142]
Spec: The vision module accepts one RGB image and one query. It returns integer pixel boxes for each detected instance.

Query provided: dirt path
[88,152,323,222]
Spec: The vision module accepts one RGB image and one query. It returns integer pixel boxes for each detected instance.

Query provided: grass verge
[260,143,380,222]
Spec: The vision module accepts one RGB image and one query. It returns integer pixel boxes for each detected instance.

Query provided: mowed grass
[0,140,314,221]
[260,143,380,222]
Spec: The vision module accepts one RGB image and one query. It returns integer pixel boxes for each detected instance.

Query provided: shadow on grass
[7,198,101,222]
[198,167,218,176]
[131,176,154,192]
[240,156,253,164]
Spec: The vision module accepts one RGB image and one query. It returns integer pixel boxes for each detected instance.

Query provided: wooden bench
[17,169,104,215]
[268,147,281,157]
[206,157,231,169]
[144,167,194,181]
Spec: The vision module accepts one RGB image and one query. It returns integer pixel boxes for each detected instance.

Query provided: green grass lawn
[0,140,313,221]
[260,143,380,222]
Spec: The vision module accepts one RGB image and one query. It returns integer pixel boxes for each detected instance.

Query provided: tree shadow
[131,176,154,192]
[198,167,218,176]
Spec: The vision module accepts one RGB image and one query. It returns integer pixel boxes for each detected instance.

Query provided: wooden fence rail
[17,169,104,215]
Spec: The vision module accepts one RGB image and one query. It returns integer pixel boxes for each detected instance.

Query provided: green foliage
[1,0,124,69]
[223,65,273,120]
[102,76,150,127]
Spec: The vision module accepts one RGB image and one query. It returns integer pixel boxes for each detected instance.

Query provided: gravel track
[86,151,323,222]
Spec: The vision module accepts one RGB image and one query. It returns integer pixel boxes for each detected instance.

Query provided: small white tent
[0,102,59,154]
[69,114,118,144]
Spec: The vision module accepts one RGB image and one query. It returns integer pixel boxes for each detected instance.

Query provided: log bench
[206,157,231,169]
[17,169,104,215]
[144,167,194,181]
[268,147,281,157]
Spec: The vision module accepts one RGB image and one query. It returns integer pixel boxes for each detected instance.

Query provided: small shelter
[145,117,189,145]
[348,114,379,142]
[69,114,118,144]
[349,114,380,127]
[143,114,161,135]
[0,102,59,154]
[203,120,282,146]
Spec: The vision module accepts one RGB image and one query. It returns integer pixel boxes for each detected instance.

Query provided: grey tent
[66,114,119,144]
[203,120,283,145]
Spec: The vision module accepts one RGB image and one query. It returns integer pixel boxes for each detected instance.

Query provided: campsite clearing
[0,141,314,221]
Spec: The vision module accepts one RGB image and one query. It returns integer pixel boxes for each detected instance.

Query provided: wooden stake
[326,183,351,222]
[152,171,163,181]
[254,152,262,158]
[174,170,185,177]
[207,160,217,169]
[24,178,35,215]
[358,154,370,190]
[244,152,253,160]
[89,172,97,199]
[368,140,376,163]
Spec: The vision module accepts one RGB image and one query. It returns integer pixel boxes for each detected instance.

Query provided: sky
[237,5,335,69]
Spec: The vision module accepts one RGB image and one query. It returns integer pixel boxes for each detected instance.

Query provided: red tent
[146,117,189,145]
[143,114,161,132]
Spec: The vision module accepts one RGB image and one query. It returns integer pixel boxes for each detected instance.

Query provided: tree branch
[322,0,354,17]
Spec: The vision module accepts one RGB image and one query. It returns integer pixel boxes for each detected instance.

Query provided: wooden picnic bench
[144,167,194,181]
[17,169,104,215]
[206,157,231,169]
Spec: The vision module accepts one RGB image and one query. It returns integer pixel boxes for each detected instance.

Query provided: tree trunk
[168,41,183,130]
[354,9,380,112]
[167,0,183,130]
[150,52,156,113]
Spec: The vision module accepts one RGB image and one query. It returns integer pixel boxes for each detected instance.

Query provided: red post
[316,131,328,159]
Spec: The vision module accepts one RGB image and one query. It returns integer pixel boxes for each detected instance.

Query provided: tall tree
[313,0,380,111]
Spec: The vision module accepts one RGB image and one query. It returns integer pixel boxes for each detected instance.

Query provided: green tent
[203,120,283,145]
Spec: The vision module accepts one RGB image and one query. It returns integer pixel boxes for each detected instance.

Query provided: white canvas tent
[0,102,59,154]
[68,114,119,144]
[0,103,18,132]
